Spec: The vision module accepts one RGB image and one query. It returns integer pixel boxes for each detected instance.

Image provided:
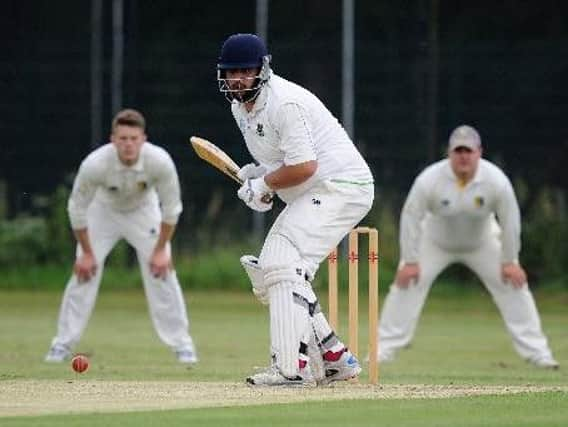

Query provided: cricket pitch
[1,380,567,417]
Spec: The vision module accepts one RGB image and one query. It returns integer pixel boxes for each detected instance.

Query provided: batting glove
[237,163,267,182]
[237,177,274,212]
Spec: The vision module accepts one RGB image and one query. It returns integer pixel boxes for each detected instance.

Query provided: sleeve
[67,159,99,229]
[154,152,183,225]
[495,173,521,263]
[273,102,317,165]
[399,174,430,263]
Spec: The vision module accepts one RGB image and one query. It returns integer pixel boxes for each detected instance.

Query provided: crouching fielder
[377,125,558,369]
[217,33,375,385]
[44,109,197,364]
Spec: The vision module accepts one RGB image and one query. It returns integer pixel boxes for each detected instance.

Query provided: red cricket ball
[71,354,89,373]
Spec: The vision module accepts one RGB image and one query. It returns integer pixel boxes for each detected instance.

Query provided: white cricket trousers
[379,233,555,361]
[266,180,375,279]
[50,200,195,352]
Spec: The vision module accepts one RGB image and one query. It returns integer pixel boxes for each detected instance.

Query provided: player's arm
[149,222,177,279]
[152,152,183,278]
[495,175,526,287]
[495,175,522,263]
[68,160,99,282]
[397,174,429,287]
[266,102,318,190]
[236,102,317,211]
[264,160,317,189]
[72,228,97,282]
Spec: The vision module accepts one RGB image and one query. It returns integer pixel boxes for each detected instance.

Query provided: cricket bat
[190,136,243,184]
[189,135,274,204]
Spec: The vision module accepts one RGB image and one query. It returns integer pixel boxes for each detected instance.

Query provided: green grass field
[1,287,567,426]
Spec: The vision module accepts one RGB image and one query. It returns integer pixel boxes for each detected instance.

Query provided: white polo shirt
[400,158,521,263]
[67,142,182,228]
[230,72,373,203]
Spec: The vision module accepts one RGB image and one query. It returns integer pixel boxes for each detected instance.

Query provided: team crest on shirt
[137,181,148,191]
[256,123,265,137]
[474,196,484,208]
[441,199,450,207]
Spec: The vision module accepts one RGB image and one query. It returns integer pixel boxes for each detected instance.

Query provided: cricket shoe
[529,355,559,370]
[246,364,315,387]
[176,348,199,365]
[319,349,362,385]
[44,344,72,363]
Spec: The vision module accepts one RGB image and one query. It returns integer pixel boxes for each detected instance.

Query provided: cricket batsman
[217,33,375,385]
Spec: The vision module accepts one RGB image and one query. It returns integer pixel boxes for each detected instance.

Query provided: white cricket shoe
[44,344,72,363]
[319,350,362,385]
[530,355,559,370]
[246,364,315,387]
[176,348,199,365]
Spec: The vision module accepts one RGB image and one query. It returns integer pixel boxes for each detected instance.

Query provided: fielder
[377,125,558,369]
[44,109,198,364]
[216,33,375,386]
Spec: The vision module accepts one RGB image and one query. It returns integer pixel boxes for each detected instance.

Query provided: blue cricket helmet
[218,33,269,70]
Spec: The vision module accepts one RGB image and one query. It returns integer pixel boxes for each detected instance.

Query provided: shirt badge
[474,196,484,208]
[137,181,148,191]
[441,199,450,207]
[256,123,265,137]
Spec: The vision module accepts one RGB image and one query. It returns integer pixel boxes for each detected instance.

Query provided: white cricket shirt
[67,142,182,229]
[400,158,521,263]
[230,73,373,203]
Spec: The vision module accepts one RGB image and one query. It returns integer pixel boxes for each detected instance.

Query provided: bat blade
[190,136,243,184]
[189,135,274,204]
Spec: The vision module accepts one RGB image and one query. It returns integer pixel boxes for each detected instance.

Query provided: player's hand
[237,163,267,182]
[501,262,527,288]
[395,263,420,288]
[237,177,274,212]
[74,252,97,283]
[150,247,171,279]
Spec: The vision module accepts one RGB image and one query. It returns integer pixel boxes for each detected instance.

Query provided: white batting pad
[269,282,313,379]
[240,255,269,305]
[260,234,305,285]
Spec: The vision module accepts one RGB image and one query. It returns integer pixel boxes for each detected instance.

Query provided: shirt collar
[252,82,269,113]
[471,161,484,183]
